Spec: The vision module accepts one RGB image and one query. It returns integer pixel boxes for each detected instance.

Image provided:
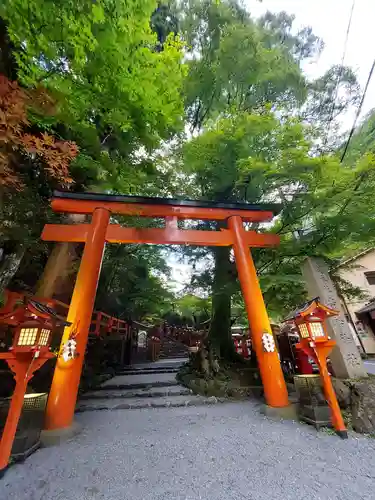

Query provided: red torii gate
[41,191,290,432]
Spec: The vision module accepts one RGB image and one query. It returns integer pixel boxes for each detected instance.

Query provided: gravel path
[1,401,375,500]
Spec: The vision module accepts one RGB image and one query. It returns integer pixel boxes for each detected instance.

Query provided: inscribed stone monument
[302,257,366,379]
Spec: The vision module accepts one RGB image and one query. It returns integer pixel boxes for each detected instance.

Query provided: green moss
[177,360,262,399]
[342,409,353,431]
[321,427,337,436]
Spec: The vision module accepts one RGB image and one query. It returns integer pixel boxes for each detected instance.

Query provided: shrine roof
[283,297,339,322]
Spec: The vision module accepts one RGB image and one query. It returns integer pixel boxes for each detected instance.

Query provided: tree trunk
[0,18,18,79]
[35,215,86,301]
[35,242,78,299]
[0,245,25,296]
[208,246,236,360]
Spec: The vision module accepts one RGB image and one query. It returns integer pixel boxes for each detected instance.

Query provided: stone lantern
[0,291,70,475]
[284,297,347,438]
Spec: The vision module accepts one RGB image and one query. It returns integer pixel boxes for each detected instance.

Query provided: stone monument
[302,257,366,379]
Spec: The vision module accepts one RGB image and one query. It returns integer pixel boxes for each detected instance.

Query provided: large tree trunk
[208,246,236,360]
[0,18,18,79]
[0,245,25,296]
[35,215,86,301]
[35,242,79,299]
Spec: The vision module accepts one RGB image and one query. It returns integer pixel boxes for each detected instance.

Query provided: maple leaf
[0,75,78,190]
[41,132,54,146]
[0,153,23,190]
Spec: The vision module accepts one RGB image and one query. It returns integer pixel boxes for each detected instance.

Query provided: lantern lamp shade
[14,322,52,350]
[298,323,310,339]
[18,327,39,346]
[39,328,51,345]
[309,322,325,339]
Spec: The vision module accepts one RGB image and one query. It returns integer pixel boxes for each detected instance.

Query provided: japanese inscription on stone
[302,257,366,378]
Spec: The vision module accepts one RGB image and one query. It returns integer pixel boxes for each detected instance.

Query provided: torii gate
[41,191,290,432]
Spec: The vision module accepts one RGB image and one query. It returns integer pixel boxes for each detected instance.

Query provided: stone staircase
[158,337,190,359]
[76,358,222,413]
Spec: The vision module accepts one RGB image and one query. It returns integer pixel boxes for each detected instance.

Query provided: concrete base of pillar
[40,421,81,447]
[0,466,9,479]
[336,430,348,439]
[261,403,299,421]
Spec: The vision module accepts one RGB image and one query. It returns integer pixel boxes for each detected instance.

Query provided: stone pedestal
[302,257,366,379]
[41,422,81,447]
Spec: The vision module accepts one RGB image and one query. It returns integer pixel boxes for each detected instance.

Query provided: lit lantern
[283,297,347,439]
[7,298,71,356]
[286,297,337,343]
[12,318,52,354]
[0,294,69,350]
[0,292,70,475]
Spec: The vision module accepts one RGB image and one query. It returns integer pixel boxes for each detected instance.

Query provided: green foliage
[1,0,186,187]
[173,0,370,327]
[182,109,334,319]
[302,65,360,152]
[180,2,306,129]
[170,294,211,325]
[0,1,186,303]
[183,110,318,202]
[340,109,375,163]
[3,0,375,330]
[260,273,307,321]
[95,244,173,322]
[257,11,323,62]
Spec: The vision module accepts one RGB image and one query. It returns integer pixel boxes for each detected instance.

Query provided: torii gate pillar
[44,208,110,431]
[228,216,289,407]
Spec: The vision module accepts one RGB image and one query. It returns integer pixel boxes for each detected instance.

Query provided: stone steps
[159,339,190,360]
[73,344,223,414]
[159,347,188,355]
[93,379,180,391]
[76,394,222,413]
[159,353,187,359]
[116,368,179,376]
[80,385,190,400]
[75,356,224,413]
[120,359,187,370]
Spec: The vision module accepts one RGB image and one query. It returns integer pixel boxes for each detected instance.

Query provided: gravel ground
[1,401,375,500]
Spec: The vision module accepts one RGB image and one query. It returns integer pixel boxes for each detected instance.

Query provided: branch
[101,128,113,145]
[277,203,319,235]
[338,171,367,216]
[35,60,66,83]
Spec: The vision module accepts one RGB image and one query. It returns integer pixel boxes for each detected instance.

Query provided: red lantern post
[0,292,69,475]
[284,297,347,438]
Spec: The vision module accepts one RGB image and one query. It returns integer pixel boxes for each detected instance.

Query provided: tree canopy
[2,0,375,355]
[0,0,186,300]
[1,0,186,188]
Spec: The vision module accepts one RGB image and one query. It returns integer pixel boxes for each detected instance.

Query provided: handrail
[43,298,131,338]
[1,290,132,340]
